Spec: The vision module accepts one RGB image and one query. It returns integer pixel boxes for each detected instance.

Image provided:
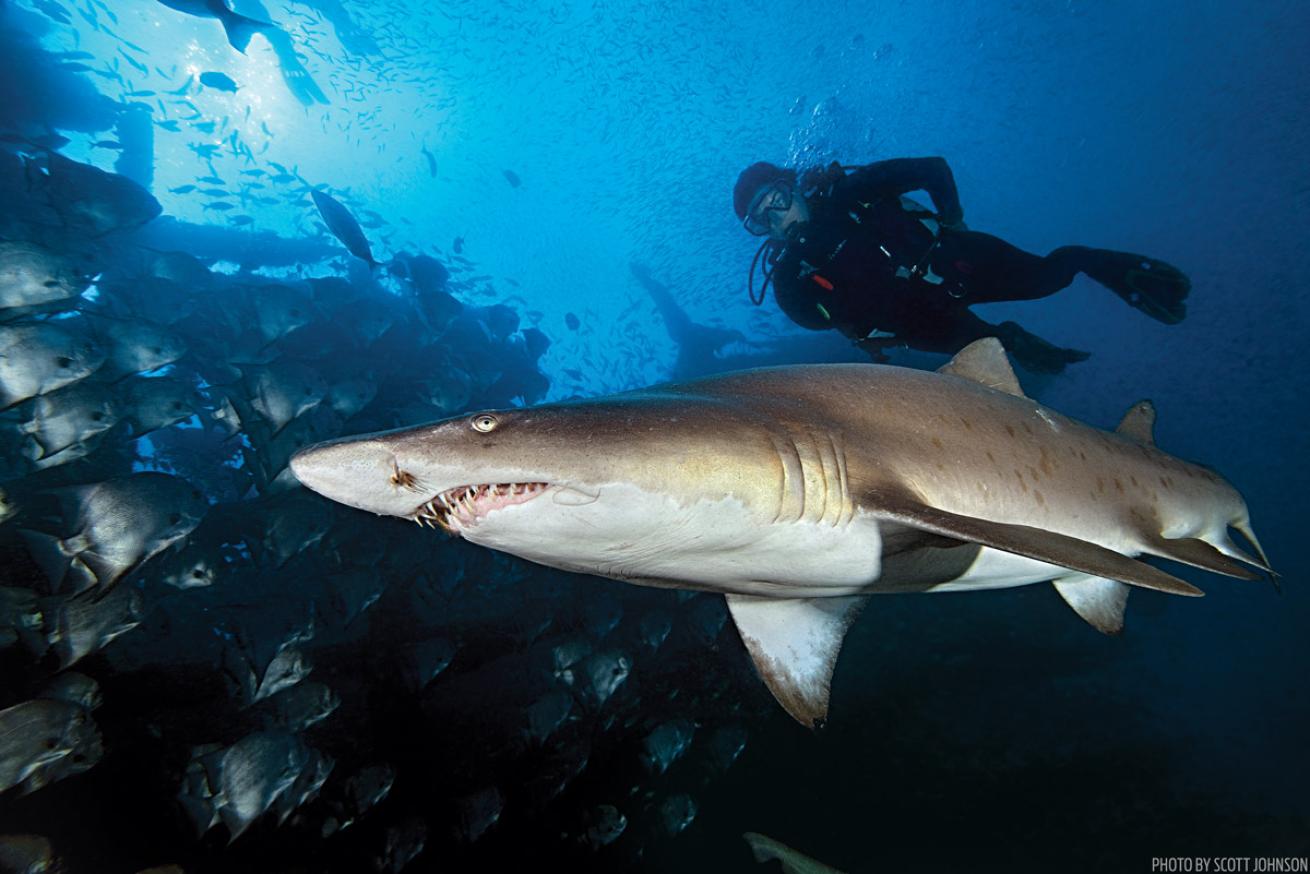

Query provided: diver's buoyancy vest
[772,194,945,334]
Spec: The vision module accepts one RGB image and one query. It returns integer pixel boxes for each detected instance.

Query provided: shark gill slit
[791,434,823,524]
[812,428,839,526]
[828,429,852,526]
[776,435,806,524]
[768,434,788,525]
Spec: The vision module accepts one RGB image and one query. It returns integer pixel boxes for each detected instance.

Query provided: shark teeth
[411,482,548,533]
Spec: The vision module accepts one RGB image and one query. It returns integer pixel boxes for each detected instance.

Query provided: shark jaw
[411,481,552,533]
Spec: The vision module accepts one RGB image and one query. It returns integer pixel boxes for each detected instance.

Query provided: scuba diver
[734,158,1191,373]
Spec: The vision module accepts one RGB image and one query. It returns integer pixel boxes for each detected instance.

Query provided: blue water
[0,0,1306,871]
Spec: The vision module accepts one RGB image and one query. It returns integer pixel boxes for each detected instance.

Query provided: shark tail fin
[1052,575,1130,634]
[724,593,868,729]
[220,9,272,54]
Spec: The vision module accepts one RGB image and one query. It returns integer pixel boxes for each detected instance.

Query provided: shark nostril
[389,463,418,490]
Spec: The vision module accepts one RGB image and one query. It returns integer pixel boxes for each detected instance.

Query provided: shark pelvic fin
[865,488,1204,597]
[1115,400,1156,445]
[937,338,1026,398]
[724,593,868,729]
[1052,574,1130,634]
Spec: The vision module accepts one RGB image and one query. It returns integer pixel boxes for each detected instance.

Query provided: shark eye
[471,414,499,433]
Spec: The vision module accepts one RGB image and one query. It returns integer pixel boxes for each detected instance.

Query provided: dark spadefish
[310,188,380,269]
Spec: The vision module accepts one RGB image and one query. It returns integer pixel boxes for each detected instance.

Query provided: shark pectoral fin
[865,489,1204,597]
[936,337,1026,398]
[724,593,868,729]
[1052,575,1130,634]
[1141,535,1261,581]
[1115,400,1156,444]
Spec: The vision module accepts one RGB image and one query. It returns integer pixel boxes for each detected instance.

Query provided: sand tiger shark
[290,339,1273,727]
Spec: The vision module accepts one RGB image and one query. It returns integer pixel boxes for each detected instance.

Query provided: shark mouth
[413,482,549,533]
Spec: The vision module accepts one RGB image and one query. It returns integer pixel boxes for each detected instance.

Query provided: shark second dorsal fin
[1116,400,1156,445]
[937,338,1026,398]
[724,593,868,729]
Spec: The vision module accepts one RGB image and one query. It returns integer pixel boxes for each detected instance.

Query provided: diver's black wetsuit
[766,158,1188,373]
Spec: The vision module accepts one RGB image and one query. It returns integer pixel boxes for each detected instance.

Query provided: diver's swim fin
[1083,250,1190,325]
[219,8,273,54]
[994,321,1090,375]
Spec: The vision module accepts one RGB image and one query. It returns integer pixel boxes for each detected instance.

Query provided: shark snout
[291,436,413,517]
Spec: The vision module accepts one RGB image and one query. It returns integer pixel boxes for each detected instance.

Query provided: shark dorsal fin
[724,594,867,729]
[1116,400,1156,445]
[937,338,1025,398]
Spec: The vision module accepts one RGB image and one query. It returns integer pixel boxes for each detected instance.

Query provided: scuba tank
[746,163,948,306]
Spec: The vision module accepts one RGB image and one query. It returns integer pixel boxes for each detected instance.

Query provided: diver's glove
[853,333,904,363]
[937,207,967,232]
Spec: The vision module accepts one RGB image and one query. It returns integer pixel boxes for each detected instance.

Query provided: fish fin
[865,488,1204,597]
[1140,535,1261,581]
[743,832,848,874]
[218,801,252,843]
[220,10,271,54]
[1115,400,1156,445]
[723,593,868,729]
[19,529,70,587]
[74,548,126,590]
[936,337,1026,398]
[19,435,48,461]
[1052,574,1130,634]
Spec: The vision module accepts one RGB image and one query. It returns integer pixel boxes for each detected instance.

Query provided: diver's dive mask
[742,181,793,236]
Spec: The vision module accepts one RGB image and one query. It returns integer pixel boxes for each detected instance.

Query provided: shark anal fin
[866,489,1204,597]
[937,338,1026,398]
[724,593,868,729]
[1053,575,1130,634]
[1116,400,1156,444]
